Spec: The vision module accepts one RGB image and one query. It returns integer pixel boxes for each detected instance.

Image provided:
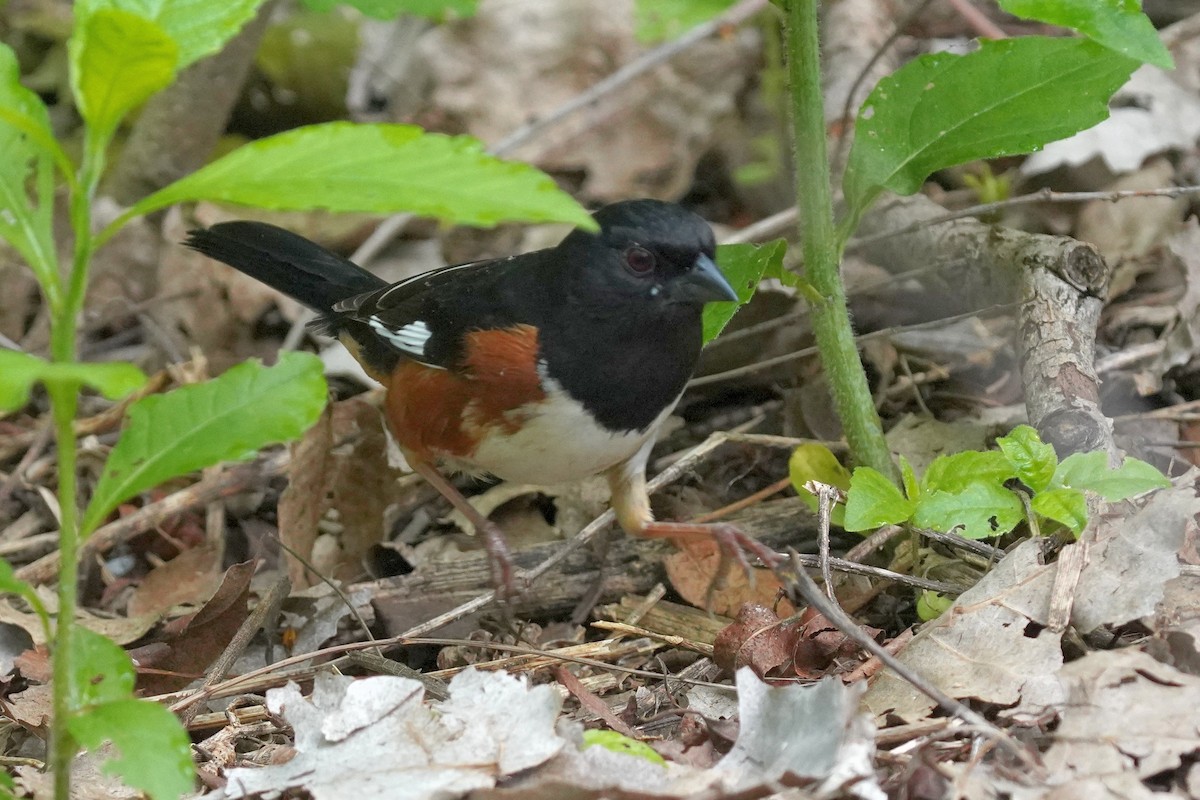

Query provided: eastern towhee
[186,200,780,595]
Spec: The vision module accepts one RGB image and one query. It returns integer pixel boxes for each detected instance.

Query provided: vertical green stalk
[785,0,897,483]
[47,382,79,800]
[47,134,102,800]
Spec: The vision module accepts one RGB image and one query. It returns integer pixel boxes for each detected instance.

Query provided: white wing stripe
[368,317,431,356]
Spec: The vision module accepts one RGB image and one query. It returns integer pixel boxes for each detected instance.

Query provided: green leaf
[1052,451,1170,501]
[300,0,477,19]
[788,443,851,527]
[920,449,1016,494]
[127,122,596,230]
[0,350,147,412]
[0,559,50,641]
[0,45,60,292]
[703,239,784,344]
[69,8,178,141]
[75,0,266,70]
[997,424,1058,492]
[1031,487,1088,535]
[844,466,914,532]
[635,0,732,42]
[843,37,1138,221]
[915,590,954,621]
[913,482,1023,539]
[998,0,1173,69]
[68,627,136,711]
[899,455,920,502]
[581,729,667,766]
[67,699,193,800]
[82,353,327,534]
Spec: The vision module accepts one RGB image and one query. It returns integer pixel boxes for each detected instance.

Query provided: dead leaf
[126,543,223,618]
[208,669,565,799]
[664,540,794,617]
[1048,649,1200,780]
[136,560,255,695]
[712,603,799,678]
[279,404,335,589]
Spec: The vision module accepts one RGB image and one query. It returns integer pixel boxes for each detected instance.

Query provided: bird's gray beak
[670,253,738,303]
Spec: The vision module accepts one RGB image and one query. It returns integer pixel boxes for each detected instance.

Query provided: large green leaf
[125,122,597,230]
[843,37,1138,222]
[64,627,193,799]
[75,0,266,69]
[0,350,147,412]
[1051,451,1170,501]
[844,466,914,532]
[996,424,1058,493]
[67,699,193,800]
[69,8,178,140]
[703,239,784,344]
[913,482,1023,540]
[0,45,59,292]
[999,0,1172,69]
[82,352,327,535]
[67,627,136,711]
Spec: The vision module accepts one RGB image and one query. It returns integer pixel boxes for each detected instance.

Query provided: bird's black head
[558,199,735,313]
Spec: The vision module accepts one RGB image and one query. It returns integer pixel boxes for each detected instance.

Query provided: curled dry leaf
[135,560,255,695]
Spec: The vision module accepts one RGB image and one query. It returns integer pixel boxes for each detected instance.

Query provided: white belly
[458,389,676,485]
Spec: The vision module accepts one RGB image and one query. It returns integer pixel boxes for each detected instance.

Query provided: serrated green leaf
[703,240,784,344]
[913,482,1023,539]
[1052,451,1170,501]
[997,424,1058,492]
[0,350,147,412]
[0,45,59,290]
[581,729,667,766]
[300,0,477,19]
[127,122,596,230]
[844,466,914,532]
[69,8,178,141]
[788,443,851,527]
[844,37,1138,221]
[999,0,1172,69]
[635,0,732,42]
[1031,487,1088,535]
[68,627,136,711]
[75,0,266,69]
[916,590,953,621]
[82,353,327,534]
[921,449,1016,494]
[67,698,193,800]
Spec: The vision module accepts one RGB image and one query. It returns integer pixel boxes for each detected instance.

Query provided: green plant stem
[47,136,103,800]
[47,382,79,800]
[785,0,897,483]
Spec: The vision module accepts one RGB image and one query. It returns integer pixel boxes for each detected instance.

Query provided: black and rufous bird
[186,199,779,593]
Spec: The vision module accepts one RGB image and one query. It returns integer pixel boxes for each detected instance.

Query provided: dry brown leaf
[279,405,336,589]
[712,603,798,678]
[135,560,255,695]
[664,539,794,617]
[126,543,223,618]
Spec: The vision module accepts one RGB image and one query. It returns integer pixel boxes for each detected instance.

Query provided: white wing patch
[368,317,432,358]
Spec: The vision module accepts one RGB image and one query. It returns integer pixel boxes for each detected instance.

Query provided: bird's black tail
[184,222,387,314]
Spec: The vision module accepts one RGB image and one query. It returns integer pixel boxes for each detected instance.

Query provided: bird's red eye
[623,246,655,275]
